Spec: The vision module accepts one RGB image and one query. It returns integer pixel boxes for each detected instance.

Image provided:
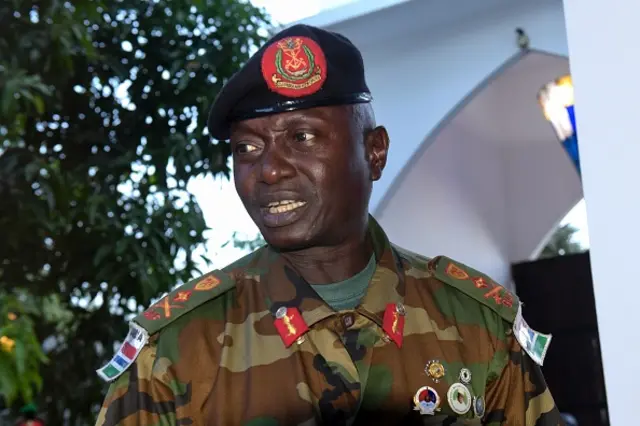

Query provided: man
[95,24,563,426]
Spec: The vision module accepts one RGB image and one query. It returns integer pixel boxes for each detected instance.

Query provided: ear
[366,126,390,181]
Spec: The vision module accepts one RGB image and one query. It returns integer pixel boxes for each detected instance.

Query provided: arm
[484,332,564,426]
[95,344,190,426]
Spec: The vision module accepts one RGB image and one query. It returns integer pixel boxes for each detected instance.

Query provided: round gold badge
[425,360,446,382]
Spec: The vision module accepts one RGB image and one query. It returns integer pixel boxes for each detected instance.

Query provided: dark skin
[230,104,389,284]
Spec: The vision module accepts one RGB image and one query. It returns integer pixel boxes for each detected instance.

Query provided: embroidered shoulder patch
[428,256,518,323]
[135,270,236,336]
[96,270,236,382]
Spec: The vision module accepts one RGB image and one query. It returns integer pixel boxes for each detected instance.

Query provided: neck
[281,229,373,285]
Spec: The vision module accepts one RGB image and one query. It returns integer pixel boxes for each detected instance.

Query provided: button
[396,302,406,316]
[275,306,287,319]
[342,313,354,328]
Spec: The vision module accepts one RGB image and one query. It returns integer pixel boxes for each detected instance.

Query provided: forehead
[230,105,350,135]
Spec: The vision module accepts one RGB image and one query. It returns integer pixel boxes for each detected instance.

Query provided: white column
[562,0,640,423]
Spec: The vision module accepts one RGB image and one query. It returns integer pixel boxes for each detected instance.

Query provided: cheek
[233,164,254,200]
[312,157,366,202]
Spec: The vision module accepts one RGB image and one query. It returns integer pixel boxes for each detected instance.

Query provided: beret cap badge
[261,36,327,98]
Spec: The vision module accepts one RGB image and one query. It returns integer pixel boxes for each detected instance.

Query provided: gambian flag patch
[97,322,149,382]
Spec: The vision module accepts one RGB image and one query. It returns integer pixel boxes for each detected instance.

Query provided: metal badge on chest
[413,361,485,418]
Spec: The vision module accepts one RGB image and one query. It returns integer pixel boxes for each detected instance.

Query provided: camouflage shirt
[95,217,564,426]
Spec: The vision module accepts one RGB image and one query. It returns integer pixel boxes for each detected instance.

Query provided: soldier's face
[230,105,388,250]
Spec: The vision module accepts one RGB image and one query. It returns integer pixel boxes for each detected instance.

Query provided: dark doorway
[511,251,609,426]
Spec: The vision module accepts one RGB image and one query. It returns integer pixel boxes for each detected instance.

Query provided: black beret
[207,24,372,140]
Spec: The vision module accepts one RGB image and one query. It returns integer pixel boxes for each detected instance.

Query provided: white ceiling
[375,50,582,272]
[452,51,571,147]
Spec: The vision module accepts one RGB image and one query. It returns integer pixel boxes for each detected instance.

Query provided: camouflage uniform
[96,217,563,425]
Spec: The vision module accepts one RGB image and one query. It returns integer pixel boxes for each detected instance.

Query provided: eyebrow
[233,110,330,135]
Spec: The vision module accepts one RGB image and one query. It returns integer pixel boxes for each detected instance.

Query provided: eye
[234,143,258,154]
[293,131,315,143]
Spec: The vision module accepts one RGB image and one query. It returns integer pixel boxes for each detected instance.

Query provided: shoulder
[97,247,266,383]
[390,245,518,323]
[425,255,519,324]
[136,246,267,336]
[134,269,235,334]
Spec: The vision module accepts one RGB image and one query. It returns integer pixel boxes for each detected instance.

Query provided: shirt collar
[251,215,407,347]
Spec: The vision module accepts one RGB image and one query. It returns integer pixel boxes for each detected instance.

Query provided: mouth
[264,199,307,214]
[259,199,308,228]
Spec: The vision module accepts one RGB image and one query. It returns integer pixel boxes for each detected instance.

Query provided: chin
[260,223,318,252]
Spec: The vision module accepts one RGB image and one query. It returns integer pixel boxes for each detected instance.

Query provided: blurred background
[0,0,601,425]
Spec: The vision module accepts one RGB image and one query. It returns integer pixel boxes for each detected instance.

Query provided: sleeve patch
[97,322,149,382]
[96,270,236,382]
[513,303,552,366]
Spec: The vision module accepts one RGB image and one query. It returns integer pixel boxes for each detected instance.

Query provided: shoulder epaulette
[427,255,519,323]
[96,269,235,383]
[429,256,553,366]
[134,269,236,335]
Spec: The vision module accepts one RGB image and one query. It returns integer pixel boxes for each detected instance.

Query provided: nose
[259,145,295,185]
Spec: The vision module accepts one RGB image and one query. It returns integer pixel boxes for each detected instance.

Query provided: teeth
[266,200,297,207]
[266,201,306,214]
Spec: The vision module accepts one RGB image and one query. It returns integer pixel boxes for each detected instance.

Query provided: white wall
[504,142,582,260]
[377,124,513,286]
[562,0,640,422]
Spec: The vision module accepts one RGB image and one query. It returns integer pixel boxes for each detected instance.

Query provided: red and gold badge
[472,277,489,289]
[173,290,192,303]
[194,275,220,291]
[382,303,406,347]
[143,310,161,320]
[261,36,327,97]
[273,306,309,348]
[445,263,469,280]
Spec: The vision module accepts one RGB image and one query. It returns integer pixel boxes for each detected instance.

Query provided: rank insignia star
[472,277,489,289]
[173,290,192,303]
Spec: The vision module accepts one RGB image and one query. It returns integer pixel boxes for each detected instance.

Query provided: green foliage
[0,292,49,407]
[0,0,270,423]
[229,232,266,251]
[539,223,585,259]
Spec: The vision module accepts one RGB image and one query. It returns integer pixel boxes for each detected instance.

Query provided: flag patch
[97,322,149,382]
[513,303,552,366]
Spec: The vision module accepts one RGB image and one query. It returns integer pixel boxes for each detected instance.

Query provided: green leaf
[177,73,190,91]
[14,340,26,375]
[93,245,111,267]
[32,95,45,114]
